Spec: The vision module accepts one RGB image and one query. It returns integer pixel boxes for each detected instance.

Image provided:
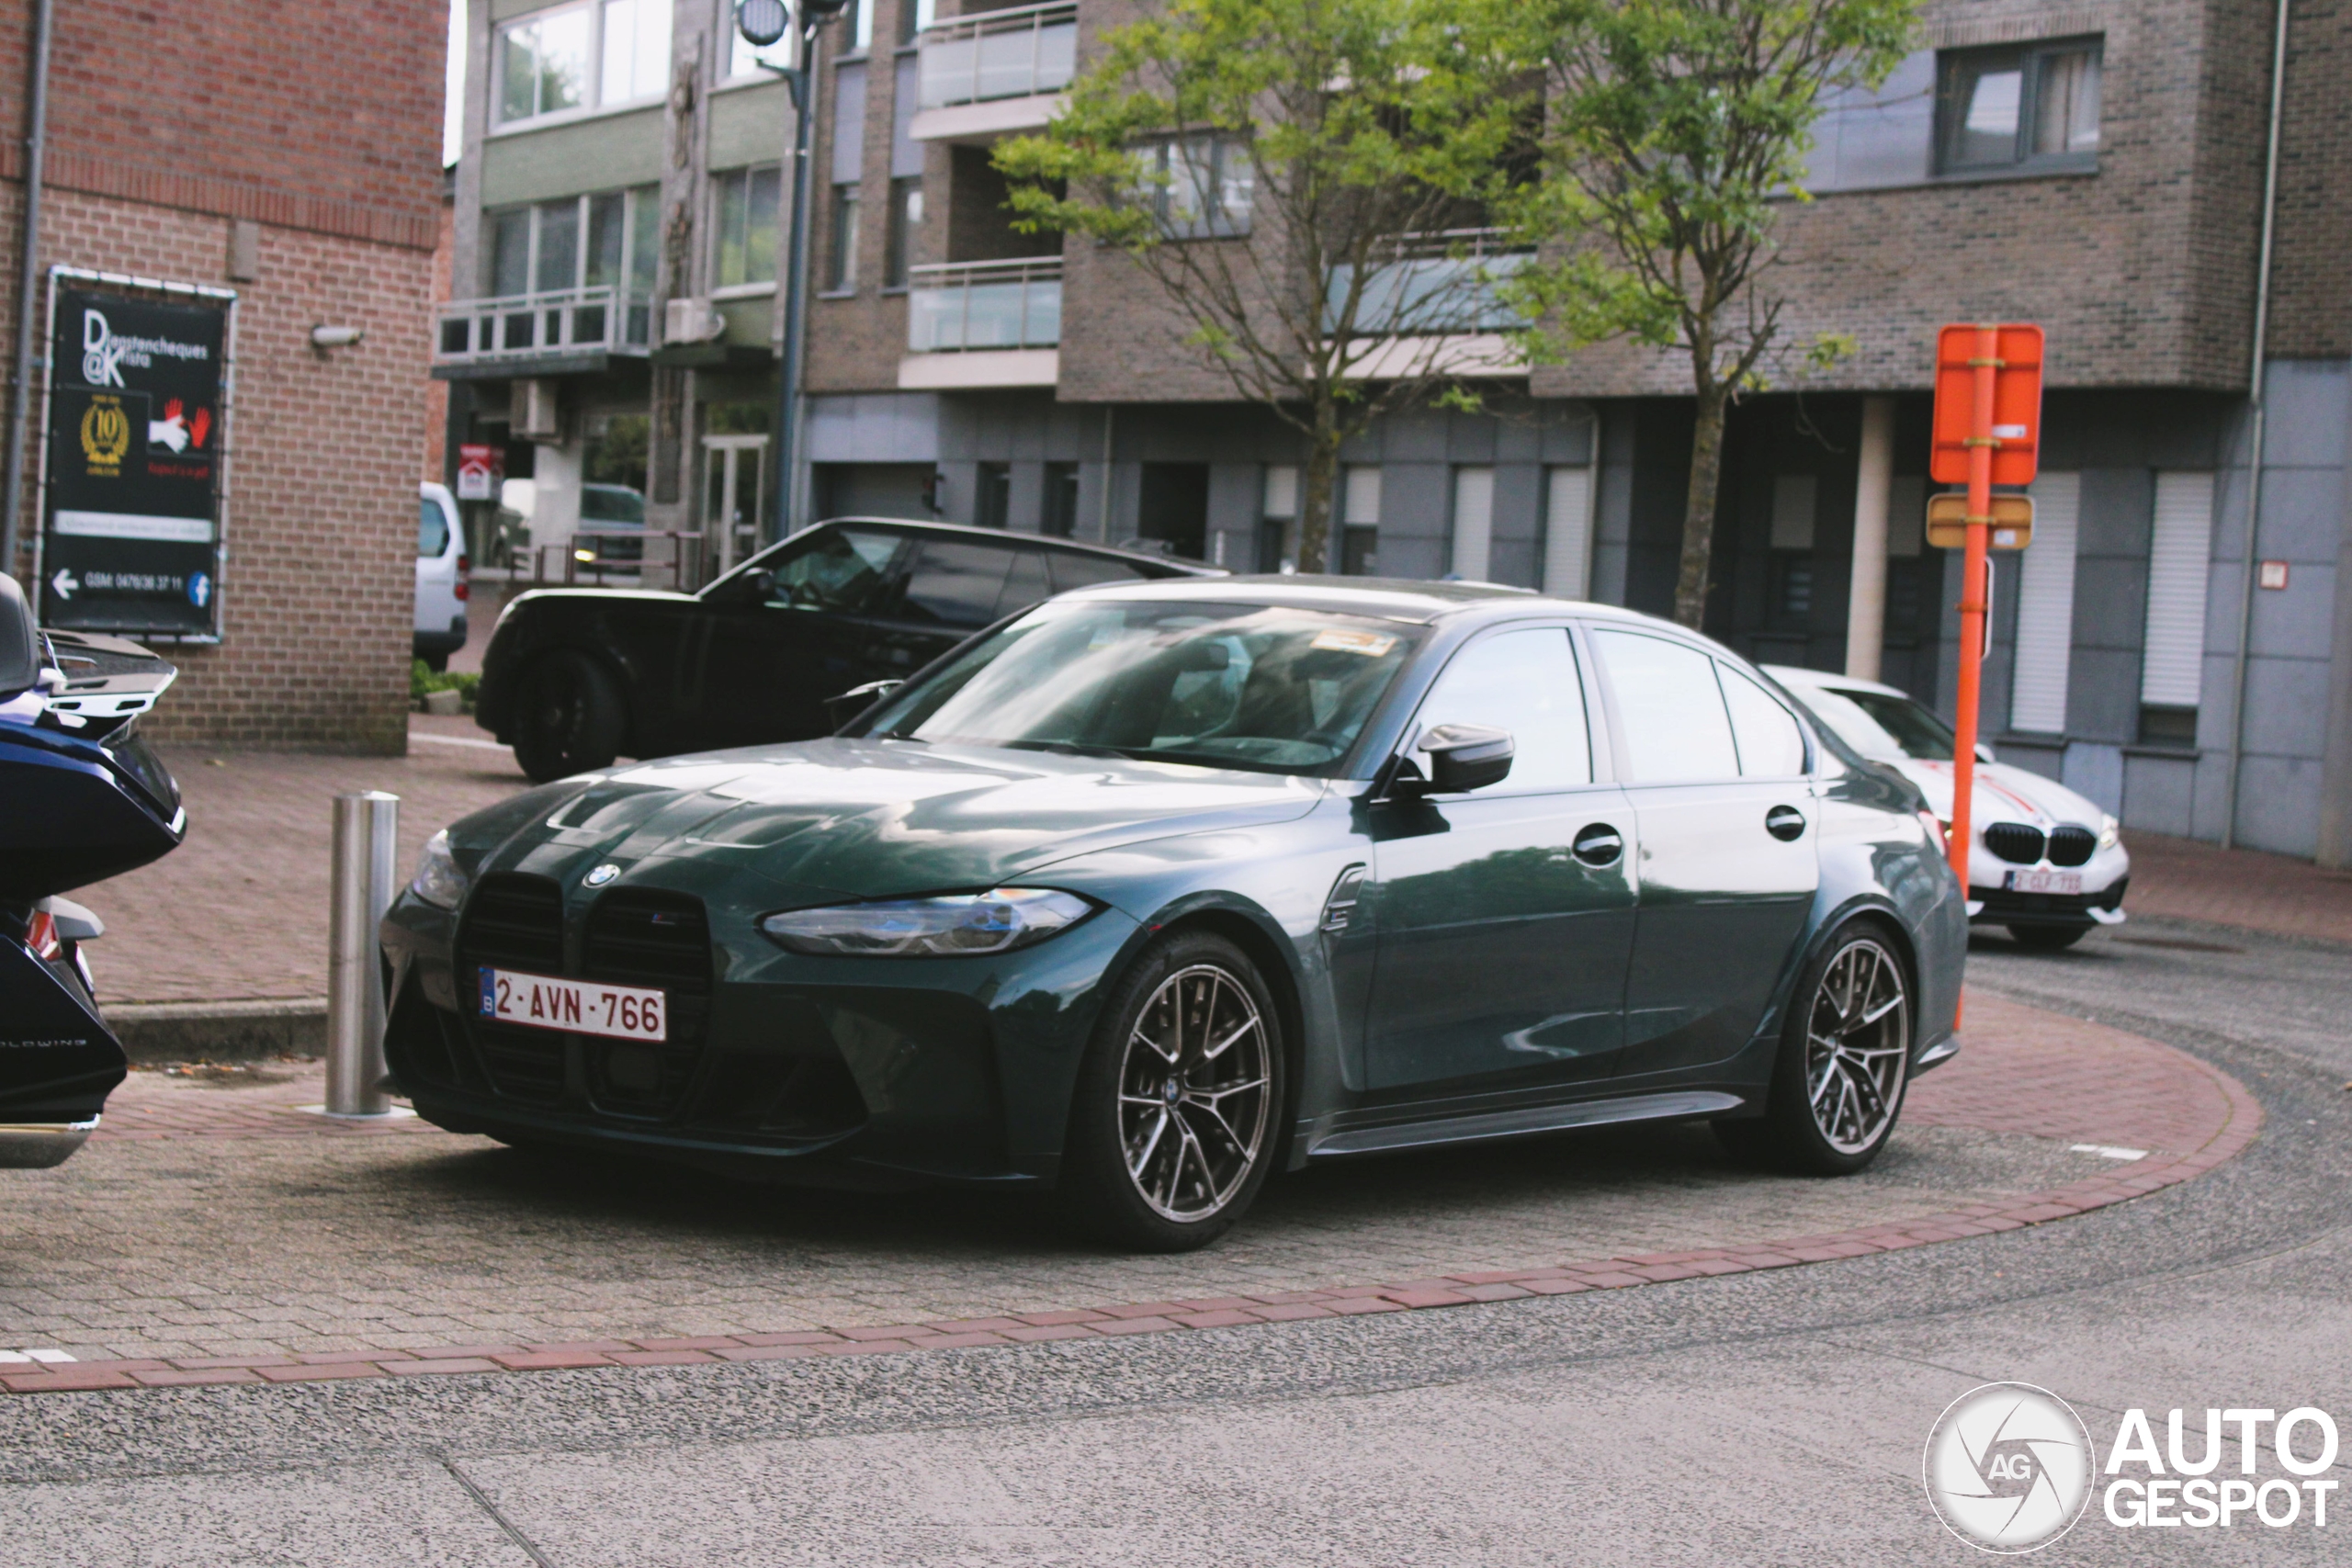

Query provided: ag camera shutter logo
[1923,1382,2095,1552]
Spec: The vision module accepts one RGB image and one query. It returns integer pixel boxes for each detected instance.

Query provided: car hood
[1878,757,2106,830]
[468,739,1329,899]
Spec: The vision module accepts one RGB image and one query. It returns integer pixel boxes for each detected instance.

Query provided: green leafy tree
[1508,0,1916,626]
[995,0,1534,571]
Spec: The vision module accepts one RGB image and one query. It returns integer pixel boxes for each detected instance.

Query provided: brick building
[0,0,445,750]
[440,0,2352,861]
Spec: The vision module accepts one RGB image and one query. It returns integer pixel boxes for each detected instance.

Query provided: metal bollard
[325,791,400,1116]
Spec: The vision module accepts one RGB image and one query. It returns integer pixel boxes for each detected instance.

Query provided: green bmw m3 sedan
[380,578,1968,1250]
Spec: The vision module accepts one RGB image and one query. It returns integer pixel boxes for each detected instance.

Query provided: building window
[1261,464,1298,571]
[1340,465,1380,576]
[1042,461,1080,537]
[727,0,793,78]
[496,0,671,127]
[2008,472,2081,733]
[842,0,874,53]
[827,184,863,292]
[1543,465,1591,599]
[1449,467,1494,582]
[1141,135,1253,238]
[976,462,1012,529]
[484,186,661,299]
[2140,470,2214,748]
[1935,39,2100,176]
[1773,556,1815,622]
[898,0,936,47]
[713,164,783,288]
[884,178,923,288]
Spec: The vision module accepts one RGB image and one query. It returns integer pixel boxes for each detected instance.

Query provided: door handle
[1571,823,1623,866]
[1765,805,1807,841]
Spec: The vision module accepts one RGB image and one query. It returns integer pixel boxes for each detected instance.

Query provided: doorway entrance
[1138,462,1209,560]
[702,435,768,579]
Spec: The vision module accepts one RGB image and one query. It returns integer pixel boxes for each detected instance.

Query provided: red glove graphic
[188,406,212,449]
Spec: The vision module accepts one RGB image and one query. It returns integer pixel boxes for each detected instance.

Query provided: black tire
[2008,924,2089,951]
[1057,931,1285,1252]
[510,650,625,783]
[1715,919,1914,1176]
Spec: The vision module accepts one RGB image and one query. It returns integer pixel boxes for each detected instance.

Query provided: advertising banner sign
[40,285,231,636]
[456,443,500,502]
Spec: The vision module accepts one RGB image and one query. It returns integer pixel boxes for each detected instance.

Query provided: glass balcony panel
[974,28,1035,101]
[907,286,962,352]
[961,281,1027,348]
[920,36,975,107]
[1023,279,1061,347]
[503,311,537,351]
[573,303,607,345]
[1034,21,1075,91]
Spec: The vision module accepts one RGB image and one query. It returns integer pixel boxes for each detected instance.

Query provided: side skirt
[1306,1089,1747,1160]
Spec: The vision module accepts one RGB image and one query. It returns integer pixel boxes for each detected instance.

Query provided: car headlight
[759,888,1096,957]
[2098,813,2120,852]
[409,829,469,909]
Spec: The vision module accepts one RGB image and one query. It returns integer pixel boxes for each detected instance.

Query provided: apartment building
[2,0,444,748]
[440,0,2351,862]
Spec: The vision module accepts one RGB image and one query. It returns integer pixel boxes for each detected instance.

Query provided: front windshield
[861,599,1422,775]
[1799,683,1954,761]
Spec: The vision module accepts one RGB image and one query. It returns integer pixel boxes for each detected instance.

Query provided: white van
[415,482,468,671]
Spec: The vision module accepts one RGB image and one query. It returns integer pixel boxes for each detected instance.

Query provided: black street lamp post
[737,0,849,547]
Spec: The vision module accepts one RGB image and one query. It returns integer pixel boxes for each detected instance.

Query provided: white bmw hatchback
[1766,665,2128,950]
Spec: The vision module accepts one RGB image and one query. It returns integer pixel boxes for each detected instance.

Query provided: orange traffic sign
[1925,492,2032,550]
[1930,323,2044,486]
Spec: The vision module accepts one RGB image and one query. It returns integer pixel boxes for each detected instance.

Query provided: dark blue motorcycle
[0,573,184,1168]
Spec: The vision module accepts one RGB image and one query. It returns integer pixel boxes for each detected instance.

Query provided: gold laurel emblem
[79,397,130,471]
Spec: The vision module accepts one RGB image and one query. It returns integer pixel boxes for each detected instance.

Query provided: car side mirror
[0,572,39,705]
[1975,741,1996,764]
[1411,723,1514,795]
[826,678,903,730]
[741,569,776,604]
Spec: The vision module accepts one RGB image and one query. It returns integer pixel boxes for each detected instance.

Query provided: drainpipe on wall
[2219,0,2292,852]
[0,0,57,587]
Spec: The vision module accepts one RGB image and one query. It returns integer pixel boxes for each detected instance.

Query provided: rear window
[898,541,1016,627]
[418,498,450,558]
[1049,552,1144,593]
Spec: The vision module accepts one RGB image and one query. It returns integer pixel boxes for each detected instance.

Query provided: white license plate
[2008,869,2083,896]
[478,967,667,1043]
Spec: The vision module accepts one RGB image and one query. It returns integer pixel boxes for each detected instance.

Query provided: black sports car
[476,518,1218,781]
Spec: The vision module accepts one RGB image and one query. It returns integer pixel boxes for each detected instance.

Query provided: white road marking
[409,731,509,751]
[2069,1144,2148,1160]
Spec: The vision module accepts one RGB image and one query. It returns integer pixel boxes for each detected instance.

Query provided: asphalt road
[4,915,2346,1564]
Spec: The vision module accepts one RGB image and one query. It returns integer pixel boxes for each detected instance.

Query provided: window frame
[1583,625,1816,787]
[823,182,864,295]
[1389,623,1600,797]
[481,186,662,301]
[1933,36,2103,179]
[1135,133,1254,240]
[711,164,786,293]
[493,0,673,130]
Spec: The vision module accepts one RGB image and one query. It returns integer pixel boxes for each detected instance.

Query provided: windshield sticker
[1310,629,1396,658]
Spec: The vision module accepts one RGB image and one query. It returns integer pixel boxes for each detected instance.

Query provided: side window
[997,549,1051,619]
[1411,627,1590,790]
[1591,629,1739,784]
[418,499,450,558]
[766,527,906,614]
[1719,664,1809,777]
[898,541,1015,628]
[1048,552,1142,593]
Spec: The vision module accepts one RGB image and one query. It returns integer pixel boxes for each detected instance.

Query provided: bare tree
[996,0,1534,570]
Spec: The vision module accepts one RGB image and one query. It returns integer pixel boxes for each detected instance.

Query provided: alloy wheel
[1804,937,1910,1155]
[1117,964,1272,1223]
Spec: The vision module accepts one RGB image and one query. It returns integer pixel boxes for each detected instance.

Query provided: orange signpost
[1929,324,2045,975]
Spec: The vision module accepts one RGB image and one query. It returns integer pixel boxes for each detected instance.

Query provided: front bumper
[1969,874,2129,929]
[379,880,1138,1189]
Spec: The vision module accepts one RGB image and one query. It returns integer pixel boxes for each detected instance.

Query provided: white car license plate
[2008,869,2083,896]
[478,967,667,1043]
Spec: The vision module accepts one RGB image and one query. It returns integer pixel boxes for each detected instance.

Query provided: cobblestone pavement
[0,993,2253,1389]
[81,718,528,1005]
[2119,829,2352,945]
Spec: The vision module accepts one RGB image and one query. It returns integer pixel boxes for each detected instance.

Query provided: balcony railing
[435,285,653,367]
[1329,228,1534,337]
[917,1,1078,109]
[907,258,1062,353]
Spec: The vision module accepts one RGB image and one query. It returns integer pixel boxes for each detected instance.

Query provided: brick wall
[0,188,431,750]
[0,0,441,750]
[2268,0,2352,358]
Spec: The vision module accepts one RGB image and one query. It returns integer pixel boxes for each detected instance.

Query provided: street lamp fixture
[740,0,851,546]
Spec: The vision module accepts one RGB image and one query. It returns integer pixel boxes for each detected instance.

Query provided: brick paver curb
[5,1008,2262,1398]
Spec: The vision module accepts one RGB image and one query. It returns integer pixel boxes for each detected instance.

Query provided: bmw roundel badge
[583,863,620,887]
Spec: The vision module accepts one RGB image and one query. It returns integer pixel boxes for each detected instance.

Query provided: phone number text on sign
[477,967,667,1042]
